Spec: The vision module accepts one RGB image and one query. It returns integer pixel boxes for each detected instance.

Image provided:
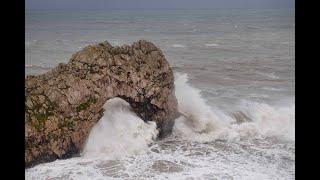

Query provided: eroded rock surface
[25,40,179,168]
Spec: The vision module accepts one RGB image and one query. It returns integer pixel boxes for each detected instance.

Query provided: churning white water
[82,98,158,158]
[25,73,295,180]
[25,8,294,179]
[173,73,294,143]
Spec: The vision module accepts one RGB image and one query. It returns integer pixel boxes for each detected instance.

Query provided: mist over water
[25,8,294,179]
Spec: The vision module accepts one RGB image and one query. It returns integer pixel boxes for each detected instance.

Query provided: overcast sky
[26,0,294,10]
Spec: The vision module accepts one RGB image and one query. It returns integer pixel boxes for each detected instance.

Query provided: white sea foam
[234,100,295,141]
[111,40,124,46]
[25,9,295,179]
[76,73,295,156]
[262,87,284,91]
[172,44,186,48]
[173,72,295,142]
[25,64,35,68]
[256,71,280,79]
[26,73,295,179]
[172,73,231,142]
[25,64,52,69]
[205,43,219,47]
[82,97,158,158]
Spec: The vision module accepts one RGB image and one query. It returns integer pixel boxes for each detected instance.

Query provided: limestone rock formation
[25,40,179,168]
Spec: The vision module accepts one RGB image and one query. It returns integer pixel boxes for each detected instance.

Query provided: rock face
[25,40,179,168]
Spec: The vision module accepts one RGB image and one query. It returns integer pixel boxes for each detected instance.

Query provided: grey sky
[26,0,294,10]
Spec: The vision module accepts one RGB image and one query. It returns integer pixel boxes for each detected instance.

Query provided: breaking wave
[83,72,295,157]
[82,98,158,158]
[26,73,294,180]
[173,72,295,142]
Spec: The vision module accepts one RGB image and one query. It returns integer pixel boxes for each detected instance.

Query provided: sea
[25,9,295,180]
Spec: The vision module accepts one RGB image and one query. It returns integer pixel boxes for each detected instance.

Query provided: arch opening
[81,97,159,158]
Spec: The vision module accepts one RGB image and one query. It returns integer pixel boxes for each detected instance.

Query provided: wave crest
[173,73,295,142]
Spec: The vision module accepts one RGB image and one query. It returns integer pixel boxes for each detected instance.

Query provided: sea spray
[26,73,295,179]
[172,72,295,142]
[82,98,158,158]
[172,72,233,142]
[83,73,295,155]
[233,100,295,141]
[25,8,295,179]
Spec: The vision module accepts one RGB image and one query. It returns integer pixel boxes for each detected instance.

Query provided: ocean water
[25,9,295,180]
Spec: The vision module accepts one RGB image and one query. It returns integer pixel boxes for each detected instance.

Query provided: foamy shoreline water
[26,73,294,180]
[26,8,294,179]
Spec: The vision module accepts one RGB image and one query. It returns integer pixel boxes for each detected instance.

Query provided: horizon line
[26,7,295,11]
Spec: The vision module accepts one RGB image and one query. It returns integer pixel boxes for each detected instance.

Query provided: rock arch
[25,40,179,168]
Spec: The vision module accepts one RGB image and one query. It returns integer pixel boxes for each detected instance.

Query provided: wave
[82,97,158,158]
[256,71,280,80]
[245,25,261,29]
[262,87,284,91]
[26,72,294,161]
[205,43,219,47]
[172,44,186,48]
[172,72,295,142]
[25,64,52,69]
[26,73,294,179]
[172,73,231,142]
[76,73,295,158]
[233,100,295,141]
